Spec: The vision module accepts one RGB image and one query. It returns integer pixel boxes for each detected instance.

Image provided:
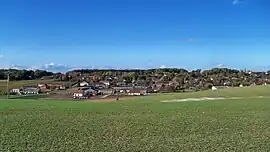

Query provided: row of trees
[1,68,269,90]
[0,69,54,81]
[71,68,189,74]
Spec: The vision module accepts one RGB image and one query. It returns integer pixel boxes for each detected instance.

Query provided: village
[9,80,159,100]
[8,79,265,100]
[6,68,270,100]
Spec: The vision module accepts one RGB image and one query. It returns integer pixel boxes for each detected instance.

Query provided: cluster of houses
[11,86,41,95]
[10,83,68,95]
[70,80,175,99]
[10,77,262,99]
[9,80,159,99]
[71,82,151,99]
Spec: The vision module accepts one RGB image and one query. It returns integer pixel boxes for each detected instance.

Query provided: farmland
[1,86,270,151]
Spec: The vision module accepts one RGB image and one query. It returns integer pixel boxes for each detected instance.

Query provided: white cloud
[217,64,224,67]
[3,63,101,73]
[160,65,166,69]
[10,64,29,70]
[41,63,70,73]
[0,54,4,59]
[232,0,241,5]
[6,63,71,73]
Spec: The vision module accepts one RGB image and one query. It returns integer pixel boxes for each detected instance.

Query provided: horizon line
[0,67,267,73]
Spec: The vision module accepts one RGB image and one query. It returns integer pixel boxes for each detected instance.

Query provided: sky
[0,0,269,72]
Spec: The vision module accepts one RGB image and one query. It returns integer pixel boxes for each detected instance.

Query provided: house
[38,84,48,90]
[80,85,99,92]
[106,77,113,81]
[127,88,147,96]
[84,88,98,96]
[100,81,110,86]
[116,81,127,87]
[250,83,256,86]
[211,86,229,91]
[223,81,232,86]
[112,87,134,93]
[22,86,40,94]
[71,81,91,88]
[10,88,22,95]
[73,90,87,99]
[212,86,218,90]
[99,89,114,95]
[92,82,107,89]
[53,83,67,90]
[79,81,90,87]
[73,88,98,99]
[112,86,149,96]
[60,85,67,90]
[45,83,67,90]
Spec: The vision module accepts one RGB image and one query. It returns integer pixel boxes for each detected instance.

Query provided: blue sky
[0,0,269,72]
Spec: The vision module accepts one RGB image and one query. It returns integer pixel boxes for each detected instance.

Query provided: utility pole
[6,71,10,100]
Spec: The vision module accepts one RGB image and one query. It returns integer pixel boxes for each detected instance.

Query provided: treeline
[71,68,189,74]
[1,68,269,84]
[0,69,54,81]
[69,68,245,75]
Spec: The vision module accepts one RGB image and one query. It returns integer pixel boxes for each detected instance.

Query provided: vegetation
[0,69,54,81]
[1,68,270,93]
[67,68,269,91]
[1,86,270,151]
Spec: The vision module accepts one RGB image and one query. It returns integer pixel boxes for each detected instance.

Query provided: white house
[127,89,147,96]
[212,86,229,91]
[11,88,22,95]
[73,90,86,99]
[79,81,89,87]
[101,81,110,86]
[211,86,218,91]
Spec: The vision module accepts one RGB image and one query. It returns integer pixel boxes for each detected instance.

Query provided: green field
[1,86,270,151]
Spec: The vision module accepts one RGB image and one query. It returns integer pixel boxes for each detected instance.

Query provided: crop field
[1,86,270,151]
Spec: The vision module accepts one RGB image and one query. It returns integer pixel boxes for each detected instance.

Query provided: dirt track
[86,96,137,102]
